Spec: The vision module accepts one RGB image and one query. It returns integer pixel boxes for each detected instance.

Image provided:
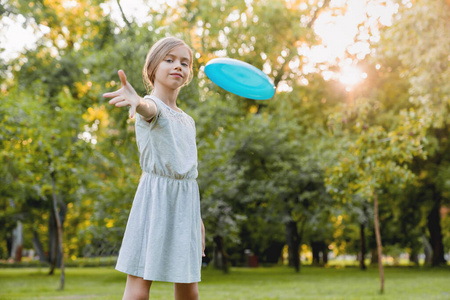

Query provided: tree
[376,0,450,266]
[1,0,110,289]
[326,92,427,293]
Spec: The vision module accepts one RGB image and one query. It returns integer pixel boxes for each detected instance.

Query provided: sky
[1,0,398,89]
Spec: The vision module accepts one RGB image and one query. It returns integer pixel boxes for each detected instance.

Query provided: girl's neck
[151,87,180,110]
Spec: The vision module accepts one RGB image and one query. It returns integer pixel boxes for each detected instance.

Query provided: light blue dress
[115,95,202,283]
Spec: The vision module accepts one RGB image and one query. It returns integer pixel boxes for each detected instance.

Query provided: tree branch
[116,0,132,29]
[274,0,331,89]
[307,0,331,29]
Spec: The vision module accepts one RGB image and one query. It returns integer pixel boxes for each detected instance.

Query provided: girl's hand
[103,70,141,118]
[201,220,206,257]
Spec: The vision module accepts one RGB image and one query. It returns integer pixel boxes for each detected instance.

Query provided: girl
[103,37,205,300]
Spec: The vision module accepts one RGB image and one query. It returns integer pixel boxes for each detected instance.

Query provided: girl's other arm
[103,70,157,120]
[201,219,205,257]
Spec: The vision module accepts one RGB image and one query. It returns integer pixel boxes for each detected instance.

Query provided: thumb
[118,70,127,87]
[129,105,137,119]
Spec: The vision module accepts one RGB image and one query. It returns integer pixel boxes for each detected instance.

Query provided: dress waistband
[141,171,196,182]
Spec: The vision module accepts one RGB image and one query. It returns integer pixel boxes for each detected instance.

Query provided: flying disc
[205,58,275,100]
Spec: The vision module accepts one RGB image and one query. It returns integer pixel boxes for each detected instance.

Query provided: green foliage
[378,0,450,130]
[1,0,449,270]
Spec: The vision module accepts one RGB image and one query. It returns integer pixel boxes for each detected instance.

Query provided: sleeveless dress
[115,95,202,283]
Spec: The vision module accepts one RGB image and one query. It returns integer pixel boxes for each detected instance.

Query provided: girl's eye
[165,59,173,63]
[182,63,188,67]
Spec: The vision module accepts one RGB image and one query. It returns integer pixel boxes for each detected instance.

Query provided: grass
[0,265,449,300]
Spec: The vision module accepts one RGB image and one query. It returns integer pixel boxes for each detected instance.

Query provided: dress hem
[115,266,201,284]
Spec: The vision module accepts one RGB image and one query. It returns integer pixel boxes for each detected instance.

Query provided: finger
[118,70,127,87]
[129,105,136,119]
[103,91,120,98]
[108,95,124,105]
[115,100,130,108]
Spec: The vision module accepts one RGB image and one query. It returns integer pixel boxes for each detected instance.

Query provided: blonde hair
[142,37,194,92]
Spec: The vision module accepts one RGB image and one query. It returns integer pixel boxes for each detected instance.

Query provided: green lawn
[0,265,449,300]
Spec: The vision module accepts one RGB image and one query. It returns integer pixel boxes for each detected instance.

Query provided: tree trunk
[427,188,446,266]
[11,221,23,262]
[373,191,384,294]
[213,235,229,273]
[49,210,58,274]
[422,233,433,265]
[51,172,65,290]
[322,243,328,264]
[285,220,300,272]
[311,241,320,265]
[360,200,368,270]
[409,250,419,265]
[360,223,367,270]
[311,241,327,266]
[6,233,12,259]
[32,229,48,263]
[57,201,67,268]
[370,248,378,265]
[263,241,284,264]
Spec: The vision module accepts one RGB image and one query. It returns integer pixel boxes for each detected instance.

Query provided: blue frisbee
[204,58,275,100]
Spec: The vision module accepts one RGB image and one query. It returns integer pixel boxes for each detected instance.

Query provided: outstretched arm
[103,70,157,120]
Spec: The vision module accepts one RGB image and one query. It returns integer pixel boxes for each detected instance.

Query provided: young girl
[103,37,205,300]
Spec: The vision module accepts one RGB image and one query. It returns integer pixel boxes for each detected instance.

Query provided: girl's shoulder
[143,95,195,129]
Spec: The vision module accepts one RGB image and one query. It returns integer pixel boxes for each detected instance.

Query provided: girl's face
[153,45,192,91]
